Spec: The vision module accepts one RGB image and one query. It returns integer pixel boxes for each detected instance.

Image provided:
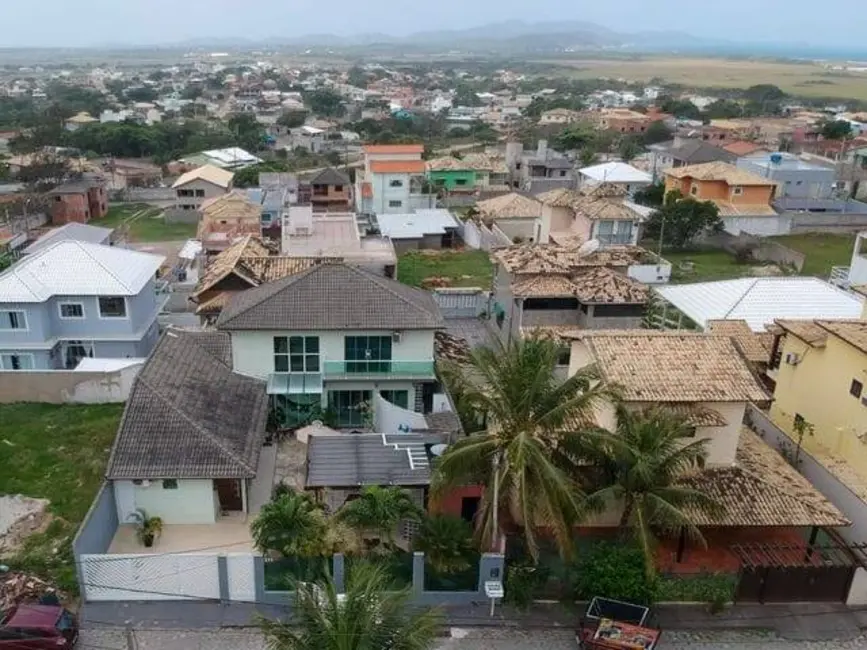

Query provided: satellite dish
[430,443,448,457]
[577,239,601,256]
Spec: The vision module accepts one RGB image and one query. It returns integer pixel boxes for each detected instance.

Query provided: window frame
[0,310,28,331]
[388,200,403,208]
[58,302,86,320]
[274,335,320,373]
[162,479,179,490]
[98,296,128,319]
[732,185,744,196]
[389,179,404,188]
[0,353,35,370]
[851,379,863,399]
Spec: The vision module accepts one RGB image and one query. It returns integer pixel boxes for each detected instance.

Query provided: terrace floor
[108,513,255,554]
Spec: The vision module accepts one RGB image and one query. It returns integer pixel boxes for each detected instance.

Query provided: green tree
[552,123,596,152]
[453,83,482,107]
[233,161,290,188]
[259,562,442,650]
[618,136,643,162]
[277,111,308,129]
[703,99,744,120]
[304,89,346,118]
[347,65,369,88]
[644,190,723,249]
[251,490,328,557]
[582,406,724,575]
[578,148,598,166]
[432,336,615,560]
[821,119,853,140]
[228,112,266,151]
[659,98,701,120]
[632,182,665,208]
[125,86,159,103]
[337,486,423,547]
[413,515,476,574]
[642,120,673,146]
[743,84,786,104]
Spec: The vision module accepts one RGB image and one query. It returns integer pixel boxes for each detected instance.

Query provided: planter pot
[142,534,155,548]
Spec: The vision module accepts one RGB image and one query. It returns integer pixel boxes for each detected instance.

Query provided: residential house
[47,178,108,225]
[647,137,736,180]
[106,328,269,529]
[474,192,544,243]
[306,167,353,212]
[505,140,576,194]
[22,222,114,256]
[538,108,584,126]
[565,329,846,569]
[0,241,165,370]
[216,262,444,428]
[245,173,301,240]
[356,144,433,215]
[737,152,836,199]
[536,184,652,248]
[172,164,234,211]
[64,112,98,131]
[596,108,653,133]
[722,140,768,157]
[373,209,459,255]
[577,162,652,197]
[181,147,262,171]
[491,243,668,346]
[664,162,780,235]
[425,153,509,195]
[197,191,264,257]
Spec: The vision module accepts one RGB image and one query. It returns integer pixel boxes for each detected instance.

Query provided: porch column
[803,526,819,563]
[241,478,248,515]
[676,527,687,563]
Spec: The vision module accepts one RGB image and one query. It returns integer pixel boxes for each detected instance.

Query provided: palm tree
[432,335,615,560]
[260,561,442,650]
[413,515,476,574]
[337,486,423,548]
[582,405,725,576]
[252,489,329,557]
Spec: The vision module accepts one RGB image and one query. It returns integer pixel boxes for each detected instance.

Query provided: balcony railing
[323,359,435,380]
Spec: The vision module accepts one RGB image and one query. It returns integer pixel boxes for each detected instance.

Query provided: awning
[266,372,323,395]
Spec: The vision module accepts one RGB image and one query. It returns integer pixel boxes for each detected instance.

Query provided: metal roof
[0,240,165,303]
[655,277,864,332]
[579,162,651,184]
[22,222,113,255]
[375,209,459,240]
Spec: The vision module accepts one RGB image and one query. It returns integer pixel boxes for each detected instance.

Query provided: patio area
[108,513,255,554]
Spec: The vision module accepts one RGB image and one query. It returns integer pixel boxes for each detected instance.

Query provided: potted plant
[127,508,164,548]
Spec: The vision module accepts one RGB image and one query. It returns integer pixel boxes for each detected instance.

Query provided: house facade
[172,164,234,211]
[47,179,108,225]
[0,241,165,370]
[425,153,509,194]
[197,190,263,256]
[736,152,836,200]
[217,263,444,428]
[355,144,435,215]
[307,167,353,212]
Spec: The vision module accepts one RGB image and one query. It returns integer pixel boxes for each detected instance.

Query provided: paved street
[79,627,867,650]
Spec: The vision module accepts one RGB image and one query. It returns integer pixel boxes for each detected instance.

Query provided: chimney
[537,139,548,159]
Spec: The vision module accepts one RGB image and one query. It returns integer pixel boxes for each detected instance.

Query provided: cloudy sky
[0,0,862,48]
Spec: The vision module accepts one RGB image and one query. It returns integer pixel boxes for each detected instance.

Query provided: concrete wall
[0,364,142,403]
[174,178,229,210]
[73,482,118,556]
[114,478,219,525]
[432,288,490,318]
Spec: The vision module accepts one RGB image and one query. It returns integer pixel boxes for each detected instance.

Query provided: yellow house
[770,319,867,477]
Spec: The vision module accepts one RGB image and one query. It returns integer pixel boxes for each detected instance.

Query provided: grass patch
[663,249,759,284]
[769,232,856,277]
[397,249,493,289]
[657,573,738,605]
[92,203,198,242]
[0,403,124,592]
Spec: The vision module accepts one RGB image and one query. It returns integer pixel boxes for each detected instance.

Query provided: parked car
[0,604,78,650]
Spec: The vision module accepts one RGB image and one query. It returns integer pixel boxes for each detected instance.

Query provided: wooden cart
[575,597,661,650]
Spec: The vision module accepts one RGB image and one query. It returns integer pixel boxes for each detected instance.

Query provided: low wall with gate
[433,288,490,318]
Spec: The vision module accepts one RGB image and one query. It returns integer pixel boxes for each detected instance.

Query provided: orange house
[664,161,778,215]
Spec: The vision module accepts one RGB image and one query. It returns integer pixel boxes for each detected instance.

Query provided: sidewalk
[80,600,867,641]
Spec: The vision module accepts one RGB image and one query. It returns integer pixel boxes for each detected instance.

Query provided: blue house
[0,240,166,370]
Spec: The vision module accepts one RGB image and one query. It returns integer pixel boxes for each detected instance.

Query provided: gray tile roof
[306,433,443,487]
[658,139,735,165]
[217,262,444,331]
[106,329,268,480]
[307,167,350,186]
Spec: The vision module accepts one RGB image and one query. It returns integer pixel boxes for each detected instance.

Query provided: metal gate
[732,542,858,603]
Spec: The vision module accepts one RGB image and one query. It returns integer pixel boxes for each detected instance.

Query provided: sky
[0,0,863,49]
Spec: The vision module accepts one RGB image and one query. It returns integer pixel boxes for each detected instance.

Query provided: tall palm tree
[337,486,423,547]
[432,335,615,560]
[252,489,329,557]
[582,405,725,575]
[260,561,442,650]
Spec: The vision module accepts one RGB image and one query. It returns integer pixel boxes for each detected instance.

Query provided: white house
[578,162,652,196]
[356,144,435,215]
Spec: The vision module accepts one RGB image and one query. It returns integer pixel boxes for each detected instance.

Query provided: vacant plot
[397,249,494,289]
[0,403,124,591]
[541,56,867,101]
[92,203,198,242]
[770,232,856,277]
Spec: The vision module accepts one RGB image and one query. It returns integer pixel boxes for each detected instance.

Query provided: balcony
[323,359,435,380]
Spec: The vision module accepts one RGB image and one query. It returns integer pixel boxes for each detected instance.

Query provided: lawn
[397,249,494,289]
[0,403,124,592]
[91,203,198,242]
[769,232,856,277]
[663,249,759,284]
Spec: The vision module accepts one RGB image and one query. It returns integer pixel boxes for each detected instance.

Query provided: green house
[428,168,477,192]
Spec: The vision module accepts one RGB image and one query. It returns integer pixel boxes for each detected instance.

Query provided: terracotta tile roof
[714,202,778,217]
[363,144,424,154]
[569,267,648,304]
[434,330,472,365]
[679,428,849,527]
[575,331,770,402]
[512,274,578,298]
[197,191,262,240]
[775,319,830,347]
[475,192,542,220]
[707,319,773,364]
[521,325,585,342]
[194,235,272,296]
[815,319,867,355]
[195,291,231,315]
[722,140,767,156]
[665,161,777,186]
[426,152,508,174]
[538,183,645,222]
[660,403,728,427]
[369,160,426,174]
[493,243,656,274]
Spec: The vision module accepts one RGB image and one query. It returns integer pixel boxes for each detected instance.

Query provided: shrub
[505,561,550,610]
[657,573,737,610]
[573,542,657,605]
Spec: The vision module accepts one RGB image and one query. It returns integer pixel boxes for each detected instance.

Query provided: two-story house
[577,162,652,197]
[736,151,836,200]
[356,144,433,215]
[197,190,264,257]
[172,164,234,211]
[425,153,510,195]
[647,136,735,181]
[47,178,108,225]
[0,241,165,370]
[664,161,781,235]
[306,167,353,212]
[216,262,444,428]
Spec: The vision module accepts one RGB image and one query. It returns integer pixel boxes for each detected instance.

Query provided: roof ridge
[723,277,761,319]
[74,240,136,293]
[217,262,322,327]
[346,264,438,320]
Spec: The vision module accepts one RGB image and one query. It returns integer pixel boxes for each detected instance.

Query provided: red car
[0,604,78,650]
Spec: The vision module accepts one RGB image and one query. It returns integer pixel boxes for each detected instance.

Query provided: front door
[214,479,243,512]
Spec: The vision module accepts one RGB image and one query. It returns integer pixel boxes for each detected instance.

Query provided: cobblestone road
[79,627,867,650]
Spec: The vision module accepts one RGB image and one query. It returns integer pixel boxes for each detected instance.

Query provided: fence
[433,288,490,318]
[458,219,513,251]
[699,231,805,272]
[79,553,222,601]
[0,365,142,404]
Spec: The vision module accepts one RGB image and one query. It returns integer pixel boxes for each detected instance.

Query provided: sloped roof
[369,160,426,174]
[776,318,867,355]
[537,183,645,221]
[579,162,651,184]
[707,319,774,364]
[308,167,350,186]
[217,262,444,331]
[665,161,776,186]
[0,240,164,303]
[199,190,261,223]
[363,144,424,154]
[494,243,654,274]
[172,164,234,189]
[426,153,508,174]
[656,138,735,165]
[193,235,274,296]
[106,330,268,479]
[23,222,113,255]
[655,277,864,332]
[569,267,649,304]
[475,193,542,219]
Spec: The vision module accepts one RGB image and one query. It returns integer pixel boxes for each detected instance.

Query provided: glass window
[388,200,403,208]
[851,379,863,398]
[162,479,178,489]
[274,336,319,372]
[0,310,27,330]
[0,354,34,370]
[344,335,392,373]
[329,390,372,427]
[389,179,403,187]
[380,389,409,409]
[98,297,126,318]
[59,303,84,319]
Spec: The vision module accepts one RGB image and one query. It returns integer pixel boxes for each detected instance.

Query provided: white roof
[178,239,203,261]
[23,222,113,255]
[375,209,459,240]
[655,277,864,332]
[172,164,234,189]
[74,357,146,372]
[0,241,165,303]
[579,162,652,184]
[300,125,324,135]
[202,147,262,165]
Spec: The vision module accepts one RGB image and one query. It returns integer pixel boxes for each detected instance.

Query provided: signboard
[484,580,503,599]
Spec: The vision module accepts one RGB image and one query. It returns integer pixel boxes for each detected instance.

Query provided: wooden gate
[732,542,859,603]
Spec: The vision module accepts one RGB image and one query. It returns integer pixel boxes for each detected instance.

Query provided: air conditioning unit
[784,352,801,366]
[392,331,402,343]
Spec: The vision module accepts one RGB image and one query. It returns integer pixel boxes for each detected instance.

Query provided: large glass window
[272,393,322,428]
[329,390,372,427]
[0,353,34,370]
[0,310,27,330]
[274,336,320,373]
[344,336,392,373]
[98,297,127,318]
[380,390,409,409]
